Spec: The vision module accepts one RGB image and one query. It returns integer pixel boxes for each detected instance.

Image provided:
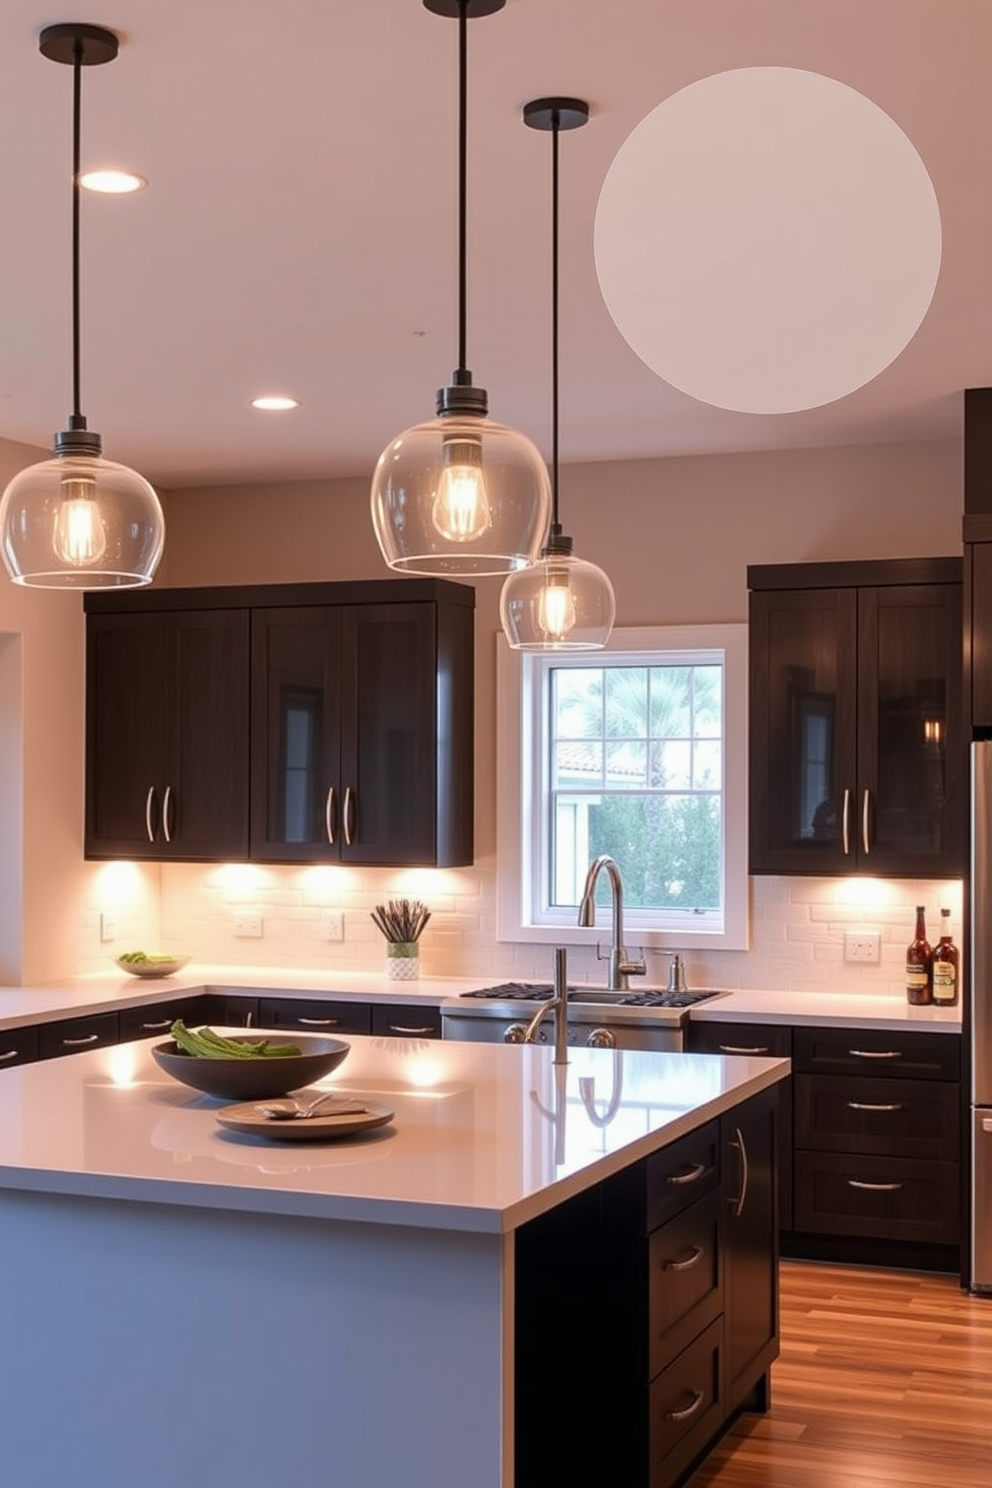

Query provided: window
[497,624,748,951]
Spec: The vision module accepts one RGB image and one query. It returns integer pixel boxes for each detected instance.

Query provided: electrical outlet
[322,910,344,941]
[844,931,881,964]
[234,910,263,938]
[99,911,117,943]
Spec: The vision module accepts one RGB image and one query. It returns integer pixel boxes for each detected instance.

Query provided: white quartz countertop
[691,988,961,1031]
[0,1033,787,1235]
[0,965,963,1031]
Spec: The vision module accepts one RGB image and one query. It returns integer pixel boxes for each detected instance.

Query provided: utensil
[254,1092,367,1120]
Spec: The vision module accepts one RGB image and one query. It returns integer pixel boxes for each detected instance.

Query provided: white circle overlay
[594,67,942,414]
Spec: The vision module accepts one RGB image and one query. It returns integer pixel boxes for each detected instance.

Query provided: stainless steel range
[440,982,726,1051]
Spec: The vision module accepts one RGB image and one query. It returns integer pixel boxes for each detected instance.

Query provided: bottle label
[933,964,957,1000]
[906,968,928,989]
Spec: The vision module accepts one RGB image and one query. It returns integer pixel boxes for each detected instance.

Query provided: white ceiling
[1,0,991,491]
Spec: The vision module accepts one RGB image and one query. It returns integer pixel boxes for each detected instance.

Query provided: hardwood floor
[687,1260,992,1488]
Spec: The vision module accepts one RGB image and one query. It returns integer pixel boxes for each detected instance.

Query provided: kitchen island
[0,1032,787,1488]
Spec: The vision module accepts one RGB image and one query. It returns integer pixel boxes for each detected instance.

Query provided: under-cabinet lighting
[80,168,146,194]
[250,395,300,411]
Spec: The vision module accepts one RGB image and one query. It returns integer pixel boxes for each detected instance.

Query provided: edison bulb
[52,473,106,566]
[431,435,490,542]
[537,567,576,641]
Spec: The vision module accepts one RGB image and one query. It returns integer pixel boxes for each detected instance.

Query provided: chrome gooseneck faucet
[578,855,646,990]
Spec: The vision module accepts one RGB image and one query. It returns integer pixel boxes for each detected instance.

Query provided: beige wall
[2,431,965,987]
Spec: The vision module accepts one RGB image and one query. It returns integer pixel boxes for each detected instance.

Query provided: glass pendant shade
[371,412,551,576]
[0,449,165,588]
[500,548,616,650]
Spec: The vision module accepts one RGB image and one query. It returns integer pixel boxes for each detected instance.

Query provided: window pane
[693,740,721,788]
[606,740,647,788]
[604,668,647,739]
[554,740,603,788]
[693,666,722,736]
[651,739,691,789]
[553,668,604,739]
[650,667,691,736]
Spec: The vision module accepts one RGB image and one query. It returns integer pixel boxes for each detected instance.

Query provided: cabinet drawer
[0,1026,40,1068]
[646,1121,721,1230]
[794,1151,960,1244]
[257,998,372,1035]
[370,1003,441,1040]
[118,997,207,1042]
[38,1012,119,1060]
[795,1074,960,1160]
[648,1189,722,1380]
[793,1027,960,1081]
[199,994,258,1029]
[648,1317,723,1488]
[689,1021,792,1059]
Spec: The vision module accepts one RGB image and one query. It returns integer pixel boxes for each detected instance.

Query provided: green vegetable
[169,1020,303,1060]
[119,950,177,965]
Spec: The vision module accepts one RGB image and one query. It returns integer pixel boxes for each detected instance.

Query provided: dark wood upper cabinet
[85,607,250,860]
[748,559,963,877]
[85,578,474,868]
[251,597,473,866]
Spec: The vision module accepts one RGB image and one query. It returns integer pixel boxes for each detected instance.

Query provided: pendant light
[500,99,616,650]
[0,23,164,590]
[370,0,551,576]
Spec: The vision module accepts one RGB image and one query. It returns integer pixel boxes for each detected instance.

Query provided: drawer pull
[0,1048,19,1061]
[162,784,174,844]
[667,1161,707,1187]
[138,1018,173,1031]
[848,1048,901,1060]
[296,1016,341,1027]
[847,1100,903,1113]
[62,1032,100,1047]
[665,1389,705,1423]
[729,1125,749,1217]
[841,787,851,855]
[664,1246,703,1273]
[324,786,336,846]
[718,1043,769,1055]
[384,1023,435,1036]
[847,1178,903,1192]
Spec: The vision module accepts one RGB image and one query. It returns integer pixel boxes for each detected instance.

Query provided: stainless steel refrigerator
[970,741,992,1290]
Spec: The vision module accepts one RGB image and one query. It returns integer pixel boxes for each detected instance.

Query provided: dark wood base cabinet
[514,1087,780,1488]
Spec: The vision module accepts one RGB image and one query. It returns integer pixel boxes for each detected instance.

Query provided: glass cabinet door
[749,588,858,872]
[857,583,963,875]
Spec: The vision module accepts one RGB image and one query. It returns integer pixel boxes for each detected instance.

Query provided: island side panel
[0,1191,511,1488]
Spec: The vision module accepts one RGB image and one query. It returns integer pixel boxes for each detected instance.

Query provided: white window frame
[496,624,749,951]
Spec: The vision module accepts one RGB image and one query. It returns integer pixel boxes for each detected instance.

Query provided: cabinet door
[857,584,963,875]
[165,609,250,859]
[749,588,858,873]
[339,603,440,865]
[722,1087,779,1414]
[250,608,343,861]
[86,612,170,857]
[86,609,249,860]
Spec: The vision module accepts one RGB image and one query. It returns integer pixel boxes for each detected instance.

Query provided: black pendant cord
[70,39,85,431]
[456,0,468,379]
[550,111,561,536]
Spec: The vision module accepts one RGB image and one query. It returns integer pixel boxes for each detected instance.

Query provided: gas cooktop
[458,982,722,1009]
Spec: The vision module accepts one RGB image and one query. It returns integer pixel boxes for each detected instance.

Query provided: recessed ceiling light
[80,168,147,194]
[250,395,300,411]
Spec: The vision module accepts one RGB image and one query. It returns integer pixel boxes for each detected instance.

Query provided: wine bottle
[931,908,960,1006]
[906,905,932,1006]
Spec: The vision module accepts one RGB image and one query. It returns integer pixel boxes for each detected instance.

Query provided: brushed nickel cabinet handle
[862,787,871,855]
[384,1023,435,1036]
[842,787,851,855]
[665,1390,705,1423]
[718,1043,770,1055]
[138,1018,173,1031]
[0,1048,18,1061]
[296,1015,342,1027]
[343,786,355,846]
[667,1161,707,1187]
[324,786,335,845]
[62,1032,100,1047]
[848,1179,903,1192]
[162,785,173,844]
[849,1048,901,1060]
[145,785,156,842]
[847,1100,903,1113]
[664,1246,703,1273]
[729,1125,749,1217]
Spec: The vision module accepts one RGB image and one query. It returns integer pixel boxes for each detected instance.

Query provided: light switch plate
[99,911,117,943]
[844,931,881,964]
[234,910,263,938]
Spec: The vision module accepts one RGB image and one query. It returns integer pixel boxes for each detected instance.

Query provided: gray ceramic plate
[215,1100,394,1142]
